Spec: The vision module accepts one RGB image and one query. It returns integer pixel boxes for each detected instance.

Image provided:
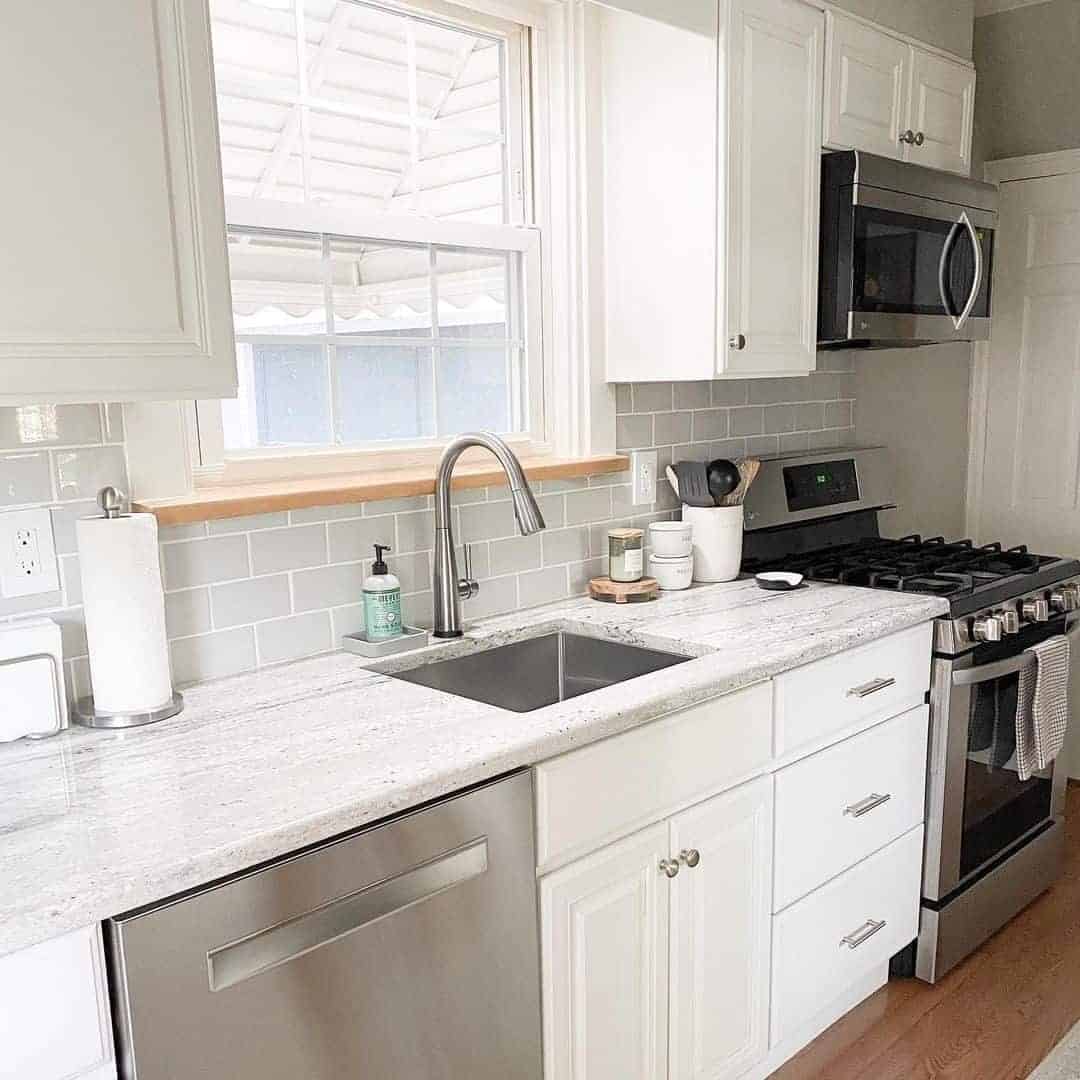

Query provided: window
[200,0,542,467]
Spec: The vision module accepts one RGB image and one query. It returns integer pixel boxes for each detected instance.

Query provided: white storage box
[0,618,67,741]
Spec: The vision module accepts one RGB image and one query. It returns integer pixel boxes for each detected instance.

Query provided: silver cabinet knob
[1021,596,1050,623]
[678,848,701,868]
[999,608,1020,635]
[914,131,925,145]
[659,858,680,879]
[899,129,917,144]
[972,615,1003,642]
[729,333,746,350]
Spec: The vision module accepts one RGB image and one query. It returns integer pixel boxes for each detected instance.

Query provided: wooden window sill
[133,454,630,526]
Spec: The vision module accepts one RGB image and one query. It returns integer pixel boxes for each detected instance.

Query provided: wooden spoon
[721,458,761,506]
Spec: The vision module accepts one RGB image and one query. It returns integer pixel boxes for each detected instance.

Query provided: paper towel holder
[73,487,185,730]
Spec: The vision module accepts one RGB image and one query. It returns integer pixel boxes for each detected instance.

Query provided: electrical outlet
[0,509,60,599]
[631,449,658,505]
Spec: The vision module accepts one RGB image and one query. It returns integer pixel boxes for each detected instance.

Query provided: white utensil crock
[681,504,743,582]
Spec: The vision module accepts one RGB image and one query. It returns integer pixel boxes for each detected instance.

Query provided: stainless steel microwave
[818,150,998,346]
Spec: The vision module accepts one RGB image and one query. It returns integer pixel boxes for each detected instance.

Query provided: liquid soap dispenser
[363,544,403,641]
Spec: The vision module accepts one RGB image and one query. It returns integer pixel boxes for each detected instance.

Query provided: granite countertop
[0,579,946,957]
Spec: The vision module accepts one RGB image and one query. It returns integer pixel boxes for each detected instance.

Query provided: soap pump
[363,544,403,641]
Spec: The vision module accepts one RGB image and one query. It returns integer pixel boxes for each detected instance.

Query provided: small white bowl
[649,553,693,591]
[649,520,693,558]
[754,571,804,592]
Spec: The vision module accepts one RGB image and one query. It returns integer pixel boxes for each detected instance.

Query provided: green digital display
[816,472,830,485]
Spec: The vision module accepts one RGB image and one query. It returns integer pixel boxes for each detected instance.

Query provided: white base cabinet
[0,925,115,1080]
[537,622,934,1079]
[541,778,773,1080]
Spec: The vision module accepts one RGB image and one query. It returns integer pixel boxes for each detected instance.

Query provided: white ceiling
[975,0,1054,19]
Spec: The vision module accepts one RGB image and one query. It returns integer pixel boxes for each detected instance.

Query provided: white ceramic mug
[680,504,743,582]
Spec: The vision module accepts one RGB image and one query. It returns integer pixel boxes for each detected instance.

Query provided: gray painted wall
[854,342,972,540]
[832,0,975,59]
[973,0,1080,167]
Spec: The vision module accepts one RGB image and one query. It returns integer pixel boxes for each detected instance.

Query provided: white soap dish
[754,571,805,592]
[342,626,430,658]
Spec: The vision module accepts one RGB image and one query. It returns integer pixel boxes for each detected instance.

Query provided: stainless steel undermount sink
[386,631,689,713]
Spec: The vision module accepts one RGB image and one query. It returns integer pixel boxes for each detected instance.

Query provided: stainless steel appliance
[818,151,998,346]
[743,448,1079,983]
[106,770,542,1079]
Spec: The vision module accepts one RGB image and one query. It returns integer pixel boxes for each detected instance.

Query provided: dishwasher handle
[207,837,488,991]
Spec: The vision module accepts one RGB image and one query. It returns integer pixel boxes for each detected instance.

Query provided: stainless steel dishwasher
[106,770,542,1079]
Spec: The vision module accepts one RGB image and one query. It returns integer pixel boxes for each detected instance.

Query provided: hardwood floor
[772,784,1080,1080]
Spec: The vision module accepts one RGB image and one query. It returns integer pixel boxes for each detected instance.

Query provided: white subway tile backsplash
[0,404,102,449]
[250,524,326,575]
[212,574,291,628]
[172,627,257,685]
[52,445,127,501]
[163,535,250,590]
[257,612,332,665]
[0,452,53,506]
[3,367,857,695]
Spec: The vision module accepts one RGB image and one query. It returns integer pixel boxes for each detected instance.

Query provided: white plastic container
[681,504,743,582]
[648,520,693,558]
[649,553,693,591]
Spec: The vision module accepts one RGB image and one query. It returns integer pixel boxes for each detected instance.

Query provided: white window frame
[127,0,615,502]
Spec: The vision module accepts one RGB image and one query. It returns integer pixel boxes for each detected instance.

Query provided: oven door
[924,623,1070,901]
[845,186,994,343]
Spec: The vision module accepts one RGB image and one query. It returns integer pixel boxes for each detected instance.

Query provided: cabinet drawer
[535,682,772,869]
[770,825,923,1046]
[773,622,932,756]
[0,925,114,1079]
[774,705,929,910]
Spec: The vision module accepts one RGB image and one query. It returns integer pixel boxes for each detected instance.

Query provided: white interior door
[540,823,670,1080]
[823,11,909,159]
[668,776,772,1080]
[976,170,1080,555]
[723,0,823,377]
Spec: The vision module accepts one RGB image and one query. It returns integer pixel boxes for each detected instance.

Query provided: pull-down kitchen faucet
[432,432,545,638]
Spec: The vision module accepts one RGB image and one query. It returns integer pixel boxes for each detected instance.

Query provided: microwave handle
[938,211,983,332]
[953,614,1080,687]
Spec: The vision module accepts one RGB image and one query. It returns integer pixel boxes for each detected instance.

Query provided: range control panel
[783,458,860,512]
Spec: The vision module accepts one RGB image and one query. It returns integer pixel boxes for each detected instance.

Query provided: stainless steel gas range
[743,447,1080,983]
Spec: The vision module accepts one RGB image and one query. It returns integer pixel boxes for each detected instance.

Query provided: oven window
[852,206,993,320]
[961,668,1052,878]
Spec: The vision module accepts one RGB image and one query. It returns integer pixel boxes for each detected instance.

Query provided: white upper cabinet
[823,10,975,177]
[597,0,824,382]
[723,0,823,377]
[823,12,910,159]
[0,0,236,404]
[906,49,976,175]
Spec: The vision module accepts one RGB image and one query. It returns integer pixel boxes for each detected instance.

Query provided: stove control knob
[1021,596,1050,623]
[999,608,1021,635]
[1050,587,1079,614]
[972,615,1004,643]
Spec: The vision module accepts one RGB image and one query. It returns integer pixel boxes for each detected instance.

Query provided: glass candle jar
[608,528,644,582]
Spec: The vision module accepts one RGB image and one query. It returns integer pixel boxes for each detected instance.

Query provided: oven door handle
[954,617,1080,686]
[938,210,983,332]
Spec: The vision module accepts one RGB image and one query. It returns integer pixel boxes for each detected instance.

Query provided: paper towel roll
[76,513,173,713]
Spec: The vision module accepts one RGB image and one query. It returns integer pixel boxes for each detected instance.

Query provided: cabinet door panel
[823,12,909,159]
[724,0,824,376]
[906,49,975,176]
[0,0,235,402]
[541,824,670,1080]
[596,1,719,382]
[669,776,772,1080]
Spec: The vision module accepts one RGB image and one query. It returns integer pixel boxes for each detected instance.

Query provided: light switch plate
[0,508,60,598]
[630,449,658,505]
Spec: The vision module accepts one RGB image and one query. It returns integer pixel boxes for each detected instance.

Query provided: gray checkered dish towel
[1016,635,1070,782]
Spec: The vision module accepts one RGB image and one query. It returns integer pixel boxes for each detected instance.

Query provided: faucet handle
[458,543,480,600]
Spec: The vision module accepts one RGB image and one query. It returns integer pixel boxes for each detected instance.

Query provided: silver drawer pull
[843,792,892,818]
[846,676,896,699]
[207,838,488,991]
[840,918,886,950]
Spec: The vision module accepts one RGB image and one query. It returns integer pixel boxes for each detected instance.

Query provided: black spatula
[673,460,714,507]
